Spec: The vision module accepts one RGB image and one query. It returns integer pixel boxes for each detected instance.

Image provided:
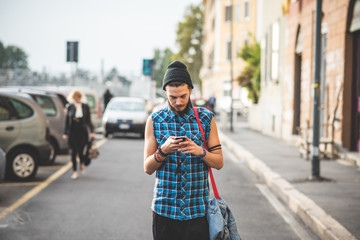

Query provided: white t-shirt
[74,103,83,118]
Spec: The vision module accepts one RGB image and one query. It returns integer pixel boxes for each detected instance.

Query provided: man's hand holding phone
[174,136,187,143]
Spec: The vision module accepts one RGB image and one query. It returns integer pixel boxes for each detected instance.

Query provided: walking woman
[63,90,95,179]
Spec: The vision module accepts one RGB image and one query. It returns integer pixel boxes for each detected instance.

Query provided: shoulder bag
[194,107,242,240]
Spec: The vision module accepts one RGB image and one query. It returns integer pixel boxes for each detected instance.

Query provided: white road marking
[256,184,316,240]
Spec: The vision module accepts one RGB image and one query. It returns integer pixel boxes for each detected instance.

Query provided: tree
[0,41,5,68]
[152,48,174,88]
[105,67,131,86]
[237,37,261,104]
[174,4,203,88]
[0,41,28,69]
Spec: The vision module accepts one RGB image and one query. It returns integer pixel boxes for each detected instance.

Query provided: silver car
[1,88,69,163]
[102,97,148,138]
[0,92,51,181]
[26,86,102,129]
[0,147,6,181]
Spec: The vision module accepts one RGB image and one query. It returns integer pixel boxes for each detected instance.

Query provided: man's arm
[143,116,161,175]
[202,117,223,169]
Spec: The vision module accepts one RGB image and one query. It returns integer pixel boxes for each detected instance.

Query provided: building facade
[281,0,359,154]
[202,0,360,154]
[247,0,287,138]
[201,0,257,113]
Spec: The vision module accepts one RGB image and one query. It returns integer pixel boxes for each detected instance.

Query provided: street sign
[66,41,78,62]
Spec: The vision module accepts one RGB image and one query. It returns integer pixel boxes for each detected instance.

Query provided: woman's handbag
[83,138,99,166]
[194,107,242,240]
[87,138,99,159]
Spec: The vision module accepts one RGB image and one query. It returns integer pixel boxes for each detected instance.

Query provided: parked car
[191,97,213,112]
[0,87,68,163]
[0,147,6,181]
[28,86,102,129]
[102,97,148,138]
[0,92,51,181]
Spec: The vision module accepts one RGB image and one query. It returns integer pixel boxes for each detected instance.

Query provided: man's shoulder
[195,107,214,123]
[195,106,214,117]
[151,106,170,122]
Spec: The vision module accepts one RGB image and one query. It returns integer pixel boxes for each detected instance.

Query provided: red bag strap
[193,107,220,200]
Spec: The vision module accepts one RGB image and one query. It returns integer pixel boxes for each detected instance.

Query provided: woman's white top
[74,103,83,118]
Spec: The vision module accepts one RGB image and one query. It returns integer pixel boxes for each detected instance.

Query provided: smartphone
[174,136,187,142]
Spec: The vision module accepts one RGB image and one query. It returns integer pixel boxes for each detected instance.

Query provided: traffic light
[143,59,153,76]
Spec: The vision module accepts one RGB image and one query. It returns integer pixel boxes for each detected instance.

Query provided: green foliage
[173,4,203,87]
[105,67,131,86]
[152,48,174,88]
[237,37,261,104]
[0,41,28,69]
[0,41,5,67]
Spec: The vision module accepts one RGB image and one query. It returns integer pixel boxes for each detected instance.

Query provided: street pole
[311,0,322,180]
[229,0,234,132]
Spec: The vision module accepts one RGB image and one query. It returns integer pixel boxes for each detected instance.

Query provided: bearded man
[143,60,223,240]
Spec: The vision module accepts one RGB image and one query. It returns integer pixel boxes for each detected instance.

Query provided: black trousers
[70,144,86,171]
[153,212,209,240]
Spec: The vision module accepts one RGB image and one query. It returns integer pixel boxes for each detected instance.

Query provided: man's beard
[168,98,192,117]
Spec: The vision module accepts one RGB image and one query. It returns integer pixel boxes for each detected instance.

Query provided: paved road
[0,136,318,240]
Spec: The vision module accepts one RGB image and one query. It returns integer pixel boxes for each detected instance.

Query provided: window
[32,95,57,116]
[225,5,232,22]
[235,4,240,21]
[262,34,270,83]
[0,97,11,121]
[271,22,280,81]
[85,94,96,109]
[227,40,232,61]
[223,80,231,97]
[10,98,33,119]
[244,0,249,20]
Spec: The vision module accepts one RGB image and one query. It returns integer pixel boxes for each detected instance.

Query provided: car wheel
[6,149,38,181]
[104,131,109,138]
[48,139,58,165]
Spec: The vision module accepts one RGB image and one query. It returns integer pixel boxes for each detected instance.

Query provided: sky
[0,0,201,77]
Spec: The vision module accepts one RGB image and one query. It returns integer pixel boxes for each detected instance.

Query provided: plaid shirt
[151,106,214,220]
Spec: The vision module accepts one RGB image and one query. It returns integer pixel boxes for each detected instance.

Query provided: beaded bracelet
[158,146,167,157]
[199,146,207,158]
[154,153,163,163]
[156,151,165,161]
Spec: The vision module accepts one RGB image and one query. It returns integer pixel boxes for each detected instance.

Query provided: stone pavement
[218,118,360,240]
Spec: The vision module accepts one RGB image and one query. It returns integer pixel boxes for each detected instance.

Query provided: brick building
[281,0,359,155]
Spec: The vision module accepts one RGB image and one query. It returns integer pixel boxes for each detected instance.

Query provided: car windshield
[110,101,145,111]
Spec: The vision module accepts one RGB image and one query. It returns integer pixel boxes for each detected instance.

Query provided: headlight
[108,117,117,123]
[103,116,117,123]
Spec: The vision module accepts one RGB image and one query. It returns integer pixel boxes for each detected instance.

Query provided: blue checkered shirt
[151,106,214,220]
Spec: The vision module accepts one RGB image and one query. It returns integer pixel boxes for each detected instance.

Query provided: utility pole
[229,0,234,132]
[311,0,322,180]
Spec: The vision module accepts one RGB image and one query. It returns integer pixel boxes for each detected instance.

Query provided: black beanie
[162,60,193,90]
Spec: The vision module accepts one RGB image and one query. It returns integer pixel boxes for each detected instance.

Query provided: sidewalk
[219,118,360,240]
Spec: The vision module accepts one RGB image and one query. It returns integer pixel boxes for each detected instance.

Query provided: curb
[219,130,357,240]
